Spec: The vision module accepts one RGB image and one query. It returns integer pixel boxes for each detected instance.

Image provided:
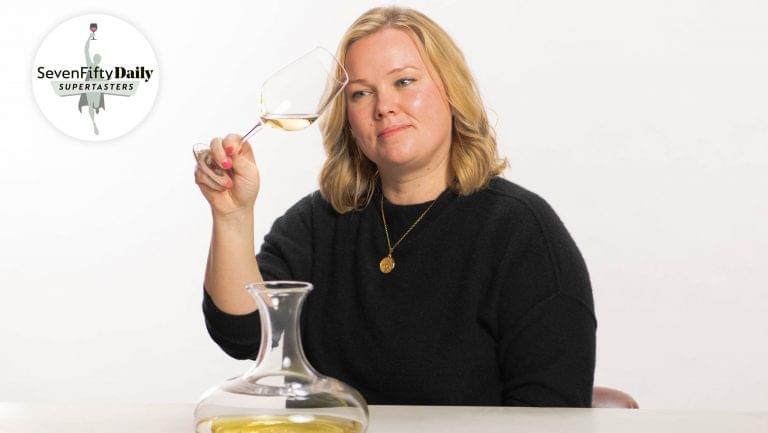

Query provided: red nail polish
[225,146,234,155]
[222,159,232,169]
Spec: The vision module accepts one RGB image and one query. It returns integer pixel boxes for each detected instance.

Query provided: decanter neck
[247,284,317,380]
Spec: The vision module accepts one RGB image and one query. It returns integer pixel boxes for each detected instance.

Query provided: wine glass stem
[241,118,265,143]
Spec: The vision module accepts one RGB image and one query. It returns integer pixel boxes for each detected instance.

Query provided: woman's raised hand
[193,133,261,217]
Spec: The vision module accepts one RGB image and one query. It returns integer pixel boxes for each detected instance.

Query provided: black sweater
[202,176,597,407]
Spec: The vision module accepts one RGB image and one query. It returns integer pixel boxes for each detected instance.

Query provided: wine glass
[89,23,97,40]
[192,46,348,176]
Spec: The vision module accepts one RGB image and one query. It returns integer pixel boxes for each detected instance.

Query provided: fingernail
[225,146,234,155]
[225,178,233,188]
[221,159,232,169]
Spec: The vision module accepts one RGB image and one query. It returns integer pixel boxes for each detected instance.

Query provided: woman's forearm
[204,209,263,315]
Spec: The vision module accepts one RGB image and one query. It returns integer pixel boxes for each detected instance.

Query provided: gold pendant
[379,255,395,274]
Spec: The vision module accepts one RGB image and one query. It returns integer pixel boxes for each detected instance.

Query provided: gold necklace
[378,191,439,274]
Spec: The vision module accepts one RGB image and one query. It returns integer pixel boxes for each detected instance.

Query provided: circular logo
[32,14,159,141]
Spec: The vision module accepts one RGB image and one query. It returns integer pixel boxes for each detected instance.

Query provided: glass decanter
[194,281,369,433]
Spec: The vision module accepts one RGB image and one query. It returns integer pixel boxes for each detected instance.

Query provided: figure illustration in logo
[77,31,104,135]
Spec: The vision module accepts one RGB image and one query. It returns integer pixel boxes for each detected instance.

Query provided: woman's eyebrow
[348,65,419,84]
[387,65,418,74]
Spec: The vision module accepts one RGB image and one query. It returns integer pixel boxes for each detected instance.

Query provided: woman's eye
[350,90,368,100]
[396,78,415,87]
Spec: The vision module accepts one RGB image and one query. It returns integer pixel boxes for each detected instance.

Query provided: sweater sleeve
[202,288,261,360]
[201,192,315,360]
[495,194,597,407]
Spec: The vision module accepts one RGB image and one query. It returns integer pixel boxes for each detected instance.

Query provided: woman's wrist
[212,207,254,225]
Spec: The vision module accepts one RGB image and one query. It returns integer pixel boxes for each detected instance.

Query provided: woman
[194,6,596,407]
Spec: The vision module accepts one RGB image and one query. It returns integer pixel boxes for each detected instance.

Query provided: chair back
[592,386,639,408]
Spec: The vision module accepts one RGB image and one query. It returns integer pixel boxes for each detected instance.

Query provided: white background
[1,0,766,411]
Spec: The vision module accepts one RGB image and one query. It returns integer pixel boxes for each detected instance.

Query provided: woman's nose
[374,89,398,119]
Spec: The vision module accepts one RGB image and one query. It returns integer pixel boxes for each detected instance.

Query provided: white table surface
[1,403,767,433]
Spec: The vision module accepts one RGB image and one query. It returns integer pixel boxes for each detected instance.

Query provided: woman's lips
[378,125,410,139]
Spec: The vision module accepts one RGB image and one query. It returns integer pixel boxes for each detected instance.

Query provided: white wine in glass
[261,113,320,131]
[193,46,348,174]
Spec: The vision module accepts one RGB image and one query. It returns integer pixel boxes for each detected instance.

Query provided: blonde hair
[319,6,508,213]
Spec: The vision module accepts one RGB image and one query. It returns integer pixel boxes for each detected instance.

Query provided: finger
[223,133,243,157]
[237,139,253,158]
[193,143,224,177]
[209,137,232,173]
[196,157,232,189]
[192,142,210,163]
[195,165,230,191]
[231,140,255,172]
[197,177,225,194]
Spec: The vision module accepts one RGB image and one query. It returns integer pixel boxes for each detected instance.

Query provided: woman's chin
[376,153,418,169]
[376,143,418,165]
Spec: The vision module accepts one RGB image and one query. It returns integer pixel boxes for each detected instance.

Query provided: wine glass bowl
[193,46,348,170]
